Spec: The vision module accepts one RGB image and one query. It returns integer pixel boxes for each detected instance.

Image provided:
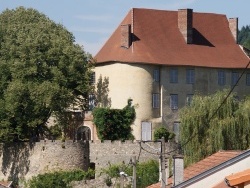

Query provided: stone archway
[76,126,91,141]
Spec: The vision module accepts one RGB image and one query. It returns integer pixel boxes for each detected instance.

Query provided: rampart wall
[89,140,176,174]
[0,140,176,183]
[0,140,89,182]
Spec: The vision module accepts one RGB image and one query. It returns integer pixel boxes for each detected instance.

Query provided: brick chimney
[173,155,184,186]
[178,9,193,44]
[121,24,131,48]
[229,18,238,43]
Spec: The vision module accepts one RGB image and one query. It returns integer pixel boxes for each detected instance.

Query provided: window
[152,93,160,108]
[88,94,95,110]
[246,73,250,86]
[218,70,226,86]
[186,94,193,106]
[141,122,152,141]
[232,72,239,86]
[186,69,195,84]
[90,72,96,85]
[170,94,178,110]
[170,68,178,83]
[153,69,160,82]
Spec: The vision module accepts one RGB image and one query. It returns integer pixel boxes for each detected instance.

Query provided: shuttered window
[141,122,152,141]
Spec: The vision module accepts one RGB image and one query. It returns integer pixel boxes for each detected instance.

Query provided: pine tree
[239,25,250,49]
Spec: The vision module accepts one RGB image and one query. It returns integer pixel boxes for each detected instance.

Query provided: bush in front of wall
[101,160,159,188]
[93,99,136,141]
[26,169,95,188]
[153,126,175,142]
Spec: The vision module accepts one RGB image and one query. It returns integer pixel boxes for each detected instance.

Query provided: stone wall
[0,139,176,184]
[89,140,176,174]
[0,140,89,182]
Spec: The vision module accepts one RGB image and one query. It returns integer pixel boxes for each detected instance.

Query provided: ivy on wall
[92,99,136,141]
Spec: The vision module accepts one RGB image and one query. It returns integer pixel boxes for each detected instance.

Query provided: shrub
[101,160,159,188]
[153,127,175,142]
[93,99,136,141]
[27,169,94,188]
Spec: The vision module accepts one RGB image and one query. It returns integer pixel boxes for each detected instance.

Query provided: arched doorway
[76,126,91,141]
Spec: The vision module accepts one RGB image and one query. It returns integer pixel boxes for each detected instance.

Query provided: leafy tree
[153,127,175,142]
[238,25,250,49]
[92,99,135,141]
[95,75,111,108]
[180,90,250,166]
[0,7,93,142]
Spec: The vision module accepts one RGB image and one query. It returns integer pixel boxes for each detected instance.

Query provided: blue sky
[1,0,249,56]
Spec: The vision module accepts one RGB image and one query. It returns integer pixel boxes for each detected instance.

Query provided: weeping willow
[180,90,250,166]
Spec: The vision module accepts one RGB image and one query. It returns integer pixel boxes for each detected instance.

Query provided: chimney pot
[229,18,238,44]
[178,9,193,44]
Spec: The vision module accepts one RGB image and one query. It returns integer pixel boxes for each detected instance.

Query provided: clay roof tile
[147,150,242,188]
[95,8,249,68]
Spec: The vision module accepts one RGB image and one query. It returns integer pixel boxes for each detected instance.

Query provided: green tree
[92,99,135,141]
[0,7,93,142]
[153,127,175,142]
[180,90,250,166]
[95,75,111,108]
[238,25,250,49]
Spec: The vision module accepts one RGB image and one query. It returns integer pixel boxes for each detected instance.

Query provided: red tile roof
[147,150,242,188]
[225,168,250,186]
[95,8,249,68]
